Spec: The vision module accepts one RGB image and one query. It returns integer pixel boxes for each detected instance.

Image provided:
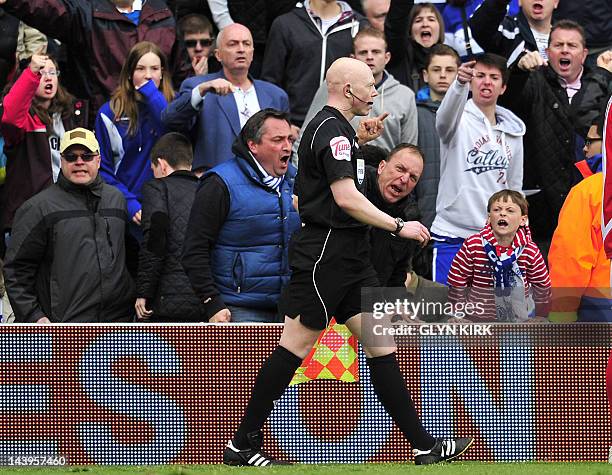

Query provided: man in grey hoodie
[293,26,417,163]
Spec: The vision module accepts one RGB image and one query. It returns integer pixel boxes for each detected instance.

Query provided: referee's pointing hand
[398,221,431,247]
[357,112,389,145]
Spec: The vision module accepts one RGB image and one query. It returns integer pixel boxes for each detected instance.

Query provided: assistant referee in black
[223,57,473,467]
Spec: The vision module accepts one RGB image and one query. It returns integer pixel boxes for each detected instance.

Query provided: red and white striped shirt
[448,225,551,320]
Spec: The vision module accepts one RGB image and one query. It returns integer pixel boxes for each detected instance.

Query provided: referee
[223,58,473,466]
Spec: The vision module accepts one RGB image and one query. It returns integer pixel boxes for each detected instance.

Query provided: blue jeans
[226,305,281,323]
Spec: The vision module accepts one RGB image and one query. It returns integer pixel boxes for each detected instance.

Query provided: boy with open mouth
[447,190,551,322]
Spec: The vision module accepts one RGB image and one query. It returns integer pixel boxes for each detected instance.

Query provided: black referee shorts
[278,225,380,330]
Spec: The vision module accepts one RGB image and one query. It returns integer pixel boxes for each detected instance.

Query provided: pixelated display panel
[0,325,610,464]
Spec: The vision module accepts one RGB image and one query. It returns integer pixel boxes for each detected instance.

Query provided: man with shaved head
[162,23,289,174]
[223,57,473,467]
[296,27,417,157]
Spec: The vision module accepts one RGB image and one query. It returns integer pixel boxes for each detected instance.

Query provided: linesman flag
[290,318,358,386]
[602,95,612,260]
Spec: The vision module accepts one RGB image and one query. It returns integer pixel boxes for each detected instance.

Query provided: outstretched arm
[162,77,234,132]
[331,178,431,245]
[1,64,43,145]
[436,61,474,144]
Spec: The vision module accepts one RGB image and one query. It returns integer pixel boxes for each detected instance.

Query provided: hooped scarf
[481,233,533,321]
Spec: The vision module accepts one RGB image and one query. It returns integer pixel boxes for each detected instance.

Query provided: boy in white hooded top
[431,53,526,284]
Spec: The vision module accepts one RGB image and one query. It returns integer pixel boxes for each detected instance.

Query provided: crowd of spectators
[0,0,610,324]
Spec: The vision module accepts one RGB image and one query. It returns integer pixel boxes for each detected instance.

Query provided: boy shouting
[447,190,551,321]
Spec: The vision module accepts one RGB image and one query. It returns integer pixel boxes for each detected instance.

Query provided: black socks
[234,345,303,449]
[234,348,435,452]
[367,352,436,450]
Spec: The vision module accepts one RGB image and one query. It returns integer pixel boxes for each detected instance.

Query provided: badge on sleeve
[329,136,352,161]
[356,158,365,185]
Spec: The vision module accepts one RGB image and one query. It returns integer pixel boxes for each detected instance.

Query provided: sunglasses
[61,152,98,163]
[184,38,214,48]
[584,137,602,147]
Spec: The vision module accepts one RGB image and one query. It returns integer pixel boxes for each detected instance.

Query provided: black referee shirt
[296,106,367,230]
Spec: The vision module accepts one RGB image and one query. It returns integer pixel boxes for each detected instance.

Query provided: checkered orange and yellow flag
[290,318,358,386]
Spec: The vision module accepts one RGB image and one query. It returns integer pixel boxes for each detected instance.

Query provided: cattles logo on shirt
[329,136,352,161]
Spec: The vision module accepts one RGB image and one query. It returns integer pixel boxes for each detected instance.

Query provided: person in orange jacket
[548,114,611,322]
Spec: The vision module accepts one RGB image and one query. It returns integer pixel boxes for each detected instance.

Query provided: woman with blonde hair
[1,51,86,235]
[95,41,174,228]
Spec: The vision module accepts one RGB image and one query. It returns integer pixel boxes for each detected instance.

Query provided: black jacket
[414,98,441,230]
[261,2,367,126]
[500,64,612,241]
[385,0,431,92]
[137,170,204,322]
[5,173,135,322]
[469,0,539,61]
[365,166,420,287]
[0,10,19,90]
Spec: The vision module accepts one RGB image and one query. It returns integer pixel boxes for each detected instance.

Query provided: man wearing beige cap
[4,127,135,323]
